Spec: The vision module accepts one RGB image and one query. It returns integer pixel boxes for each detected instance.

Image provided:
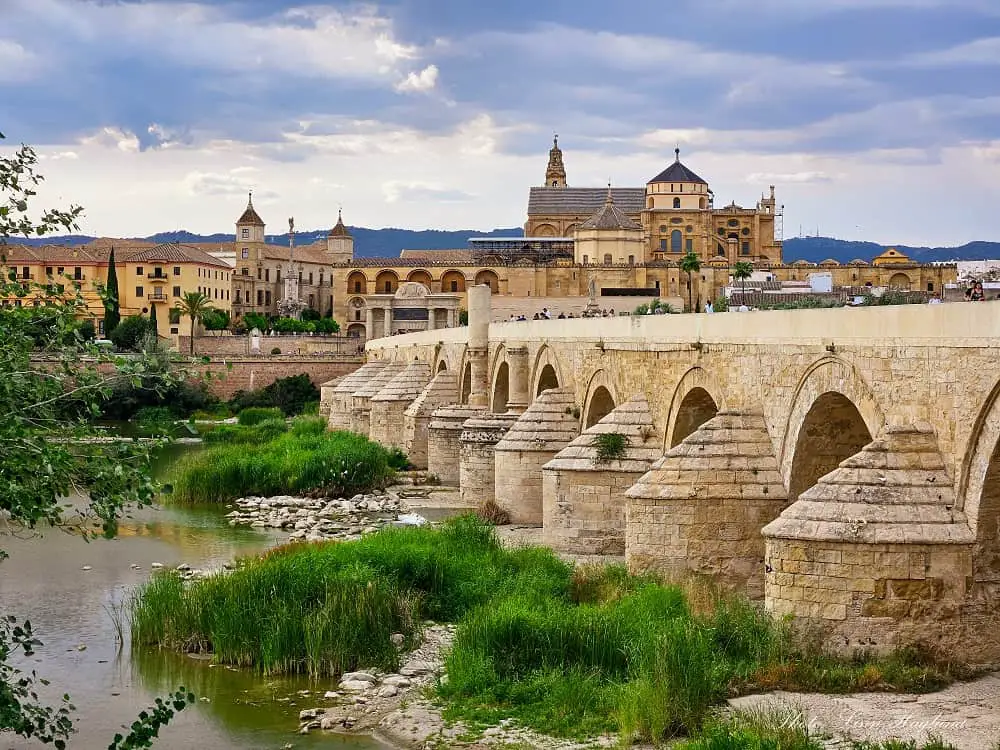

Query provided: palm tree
[733,261,754,308]
[175,291,213,355]
[679,250,701,313]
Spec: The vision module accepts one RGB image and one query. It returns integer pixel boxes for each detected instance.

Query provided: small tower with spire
[326,207,354,264]
[235,191,266,264]
[544,134,567,188]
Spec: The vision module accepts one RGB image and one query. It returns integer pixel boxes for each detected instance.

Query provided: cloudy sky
[3,0,1000,244]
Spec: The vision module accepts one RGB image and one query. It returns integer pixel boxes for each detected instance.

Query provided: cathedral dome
[647,148,707,185]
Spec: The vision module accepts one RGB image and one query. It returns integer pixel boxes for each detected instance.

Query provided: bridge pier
[460,413,519,509]
[350,362,405,436]
[626,410,788,598]
[542,394,660,555]
[763,425,979,657]
[403,369,458,470]
[369,360,430,450]
[494,388,579,525]
[327,362,385,431]
[428,405,483,485]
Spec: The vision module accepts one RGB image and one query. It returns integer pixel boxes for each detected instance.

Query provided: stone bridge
[324,286,1000,661]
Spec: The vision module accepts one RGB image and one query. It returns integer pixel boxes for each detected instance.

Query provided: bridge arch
[531,345,565,398]
[780,357,885,502]
[431,344,450,374]
[664,367,727,449]
[489,345,509,413]
[582,370,618,429]
[459,358,472,404]
[958,381,1000,555]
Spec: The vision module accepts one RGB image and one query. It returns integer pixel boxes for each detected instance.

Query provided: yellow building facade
[0,240,232,340]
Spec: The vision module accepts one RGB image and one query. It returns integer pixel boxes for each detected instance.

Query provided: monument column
[384,307,393,337]
[365,308,374,339]
[505,343,530,414]
[466,284,491,408]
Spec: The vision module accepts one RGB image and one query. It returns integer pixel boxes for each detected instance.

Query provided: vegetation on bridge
[131,517,965,746]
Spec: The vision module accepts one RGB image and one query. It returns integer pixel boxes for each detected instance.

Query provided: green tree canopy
[679,251,701,313]
[174,292,212,354]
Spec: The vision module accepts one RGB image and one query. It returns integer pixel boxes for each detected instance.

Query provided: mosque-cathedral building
[224,137,950,340]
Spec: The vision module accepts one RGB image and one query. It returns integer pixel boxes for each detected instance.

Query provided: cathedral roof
[328,209,352,238]
[577,188,642,231]
[647,148,707,185]
[237,193,265,227]
[528,187,645,216]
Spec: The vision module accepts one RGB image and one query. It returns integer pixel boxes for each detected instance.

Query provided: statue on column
[586,277,600,316]
[277,216,306,318]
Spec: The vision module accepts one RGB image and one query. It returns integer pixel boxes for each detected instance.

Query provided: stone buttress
[542,394,661,555]
[625,410,788,598]
[318,376,343,417]
[493,388,580,525]
[326,362,385,431]
[460,412,520,509]
[762,424,979,657]
[427,405,484,486]
[369,360,431,450]
[403,370,459,470]
[349,362,405,437]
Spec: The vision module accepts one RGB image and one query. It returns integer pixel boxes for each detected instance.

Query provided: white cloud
[395,64,439,93]
[382,180,475,203]
[40,151,79,161]
[79,127,140,153]
[902,37,1000,67]
[745,171,840,184]
[0,39,40,82]
[8,0,434,89]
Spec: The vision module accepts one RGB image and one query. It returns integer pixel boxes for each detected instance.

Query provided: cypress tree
[149,302,158,335]
[104,246,121,333]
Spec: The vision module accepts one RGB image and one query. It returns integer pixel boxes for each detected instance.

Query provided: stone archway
[664,367,726,449]
[347,270,368,295]
[536,365,559,395]
[460,361,472,405]
[670,388,719,447]
[787,392,873,503]
[582,371,618,429]
[441,270,466,294]
[492,361,510,413]
[779,356,885,495]
[958,380,1000,579]
[437,359,448,373]
[474,270,500,294]
[375,270,399,294]
[531,345,565,399]
[407,269,432,287]
[888,272,911,290]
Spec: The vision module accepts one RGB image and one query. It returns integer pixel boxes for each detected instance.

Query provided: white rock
[323,691,339,699]
[150,562,164,569]
[299,708,324,720]
[81,565,93,571]
[338,679,373,692]
[377,685,399,698]
[381,674,411,688]
[341,671,377,683]
[176,563,191,572]
[390,633,405,647]
[320,716,340,730]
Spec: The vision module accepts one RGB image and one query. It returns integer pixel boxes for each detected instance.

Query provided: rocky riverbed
[226,491,427,542]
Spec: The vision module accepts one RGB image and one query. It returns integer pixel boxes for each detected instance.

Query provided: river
[0,442,388,750]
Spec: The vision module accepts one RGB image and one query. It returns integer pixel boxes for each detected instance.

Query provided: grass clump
[237,406,284,426]
[131,518,969,746]
[675,706,824,750]
[169,419,397,503]
[593,432,628,464]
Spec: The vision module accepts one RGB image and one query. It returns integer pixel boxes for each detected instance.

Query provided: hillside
[8,229,1000,264]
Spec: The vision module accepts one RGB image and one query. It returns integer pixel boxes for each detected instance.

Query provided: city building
[0,240,233,340]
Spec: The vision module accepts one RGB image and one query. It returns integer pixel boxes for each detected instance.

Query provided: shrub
[201,309,230,331]
[77,319,96,341]
[313,317,340,334]
[270,347,281,355]
[202,418,288,445]
[100,378,219,421]
[230,374,321,416]
[593,432,628,463]
[301,308,321,321]
[243,312,269,332]
[109,315,154,352]
[237,407,283,426]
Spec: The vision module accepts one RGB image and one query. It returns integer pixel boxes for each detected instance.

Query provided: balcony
[147,293,170,303]
[147,272,169,281]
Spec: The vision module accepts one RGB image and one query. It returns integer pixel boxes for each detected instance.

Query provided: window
[671,230,682,252]
[583,255,589,265]
[136,266,143,276]
[628,255,635,265]
[57,266,64,275]
[257,268,262,280]
[242,228,249,238]
[241,268,248,276]
[136,286,144,297]
[298,271,303,284]
[355,310,362,321]
[308,294,315,308]
[927,282,934,292]
[659,240,667,252]
[45,266,53,276]
[73,267,82,280]
[685,239,693,252]
[659,225,667,233]
[241,248,249,259]
[741,227,750,236]
[264,268,270,282]
[673,197,681,209]
[170,327,178,334]
[20,266,29,279]
[173,266,181,276]
[235,290,241,303]
[265,291,271,306]
[383,281,391,293]
[99,320,105,336]
[671,217,683,224]
[727,219,739,227]
[354,281,362,293]
[172,285,181,297]
[450,280,458,292]
[257,290,264,306]
[276,269,281,282]
[308,272,313,285]
[741,241,750,255]
[603,254,613,265]
[319,272,324,285]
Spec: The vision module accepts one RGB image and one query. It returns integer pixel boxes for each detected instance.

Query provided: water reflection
[0,500,386,750]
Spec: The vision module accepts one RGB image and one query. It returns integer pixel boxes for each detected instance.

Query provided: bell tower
[326,207,354,264]
[235,192,266,262]
[544,134,567,188]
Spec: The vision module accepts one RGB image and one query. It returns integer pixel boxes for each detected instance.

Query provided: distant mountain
[11,227,524,258]
[9,229,1000,264]
[782,237,1000,264]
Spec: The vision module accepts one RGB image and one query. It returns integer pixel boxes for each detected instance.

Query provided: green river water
[0,441,388,750]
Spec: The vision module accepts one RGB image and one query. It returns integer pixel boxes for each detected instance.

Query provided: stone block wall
[369,400,409,449]
[428,423,463,485]
[495,449,560,525]
[460,414,518,509]
[194,358,362,399]
[764,538,991,658]
[542,468,643,555]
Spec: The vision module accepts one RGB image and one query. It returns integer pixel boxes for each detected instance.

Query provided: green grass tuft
[236,406,284,426]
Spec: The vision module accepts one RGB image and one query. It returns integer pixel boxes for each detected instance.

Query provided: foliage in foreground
[1,129,191,746]
[168,420,396,502]
[229,373,320,416]
[131,518,964,745]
